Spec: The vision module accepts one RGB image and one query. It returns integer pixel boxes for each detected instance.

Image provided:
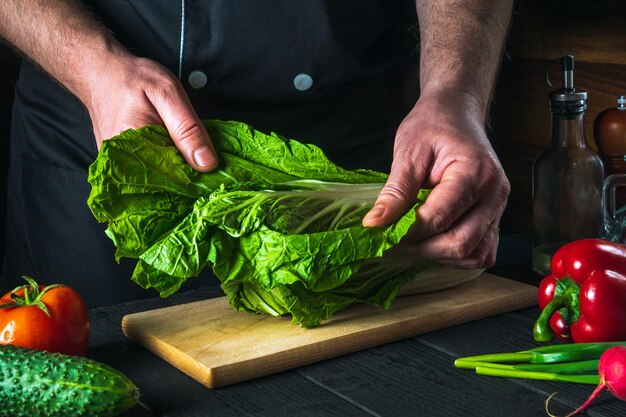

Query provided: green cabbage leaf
[87,120,436,326]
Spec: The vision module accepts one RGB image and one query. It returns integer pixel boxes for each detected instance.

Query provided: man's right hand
[0,0,218,173]
[84,54,218,172]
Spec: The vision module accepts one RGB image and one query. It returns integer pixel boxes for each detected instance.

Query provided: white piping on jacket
[178,0,186,79]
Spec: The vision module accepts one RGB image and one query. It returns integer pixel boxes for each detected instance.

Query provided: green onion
[475,367,600,385]
[454,342,626,385]
[456,342,626,366]
[457,359,599,375]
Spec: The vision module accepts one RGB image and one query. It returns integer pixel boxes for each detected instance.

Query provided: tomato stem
[1,276,66,317]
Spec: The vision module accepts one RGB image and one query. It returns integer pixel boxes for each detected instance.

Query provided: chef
[0,1,513,306]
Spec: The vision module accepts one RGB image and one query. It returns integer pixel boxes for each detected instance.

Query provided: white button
[188,70,208,89]
[293,73,313,91]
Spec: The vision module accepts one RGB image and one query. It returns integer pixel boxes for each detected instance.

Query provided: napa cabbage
[87,120,437,326]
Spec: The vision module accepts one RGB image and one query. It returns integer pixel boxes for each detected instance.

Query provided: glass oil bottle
[532,55,604,275]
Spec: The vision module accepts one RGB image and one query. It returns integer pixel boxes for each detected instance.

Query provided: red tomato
[0,276,89,356]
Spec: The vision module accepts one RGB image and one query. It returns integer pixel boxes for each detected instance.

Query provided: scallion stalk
[475,366,599,384]
[457,359,599,375]
[454,342,626,385]
[456,342,626,366]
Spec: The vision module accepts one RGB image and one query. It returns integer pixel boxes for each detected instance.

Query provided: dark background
[0,43,19,286]
[1,0,625,283]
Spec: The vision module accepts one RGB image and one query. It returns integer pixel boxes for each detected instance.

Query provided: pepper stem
[533,283,580,342]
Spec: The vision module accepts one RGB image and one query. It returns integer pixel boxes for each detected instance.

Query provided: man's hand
[363,91,510,269]
[85,54,217,171]
[0,0,217,172]
[363,0,514,268]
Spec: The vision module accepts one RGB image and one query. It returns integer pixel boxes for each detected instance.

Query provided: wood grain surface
[490,0,626,233]
[121,273,537,389]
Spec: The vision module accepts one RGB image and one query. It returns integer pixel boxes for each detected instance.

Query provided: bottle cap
[548,55,587,114]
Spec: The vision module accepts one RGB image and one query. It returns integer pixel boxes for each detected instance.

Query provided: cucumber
[0,344,139,417]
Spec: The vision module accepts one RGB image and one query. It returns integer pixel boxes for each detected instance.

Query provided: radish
[547,345,626,416]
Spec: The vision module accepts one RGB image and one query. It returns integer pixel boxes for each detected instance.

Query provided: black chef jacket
[4,1,418,307]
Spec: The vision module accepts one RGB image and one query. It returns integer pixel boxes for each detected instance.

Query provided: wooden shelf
[508,0,626,65]
[490,0,626,233]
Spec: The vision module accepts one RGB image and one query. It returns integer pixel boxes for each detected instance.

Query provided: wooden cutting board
[122,273,537,388]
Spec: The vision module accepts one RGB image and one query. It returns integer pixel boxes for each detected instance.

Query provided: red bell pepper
[533,238,626,343]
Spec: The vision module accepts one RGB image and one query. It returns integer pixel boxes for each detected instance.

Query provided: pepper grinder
[595,95,626,207]
[532,55,604,275]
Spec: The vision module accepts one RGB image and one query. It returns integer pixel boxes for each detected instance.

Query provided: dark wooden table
[88,235,626,417]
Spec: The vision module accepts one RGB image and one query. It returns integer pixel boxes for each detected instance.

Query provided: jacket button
[188,70,208,89]
[293,73,313,91]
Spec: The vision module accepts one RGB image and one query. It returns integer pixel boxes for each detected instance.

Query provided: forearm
[0,0,128,105]
[415,0,514,120]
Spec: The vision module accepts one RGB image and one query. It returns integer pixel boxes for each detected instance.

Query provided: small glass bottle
[532,55,604,275]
